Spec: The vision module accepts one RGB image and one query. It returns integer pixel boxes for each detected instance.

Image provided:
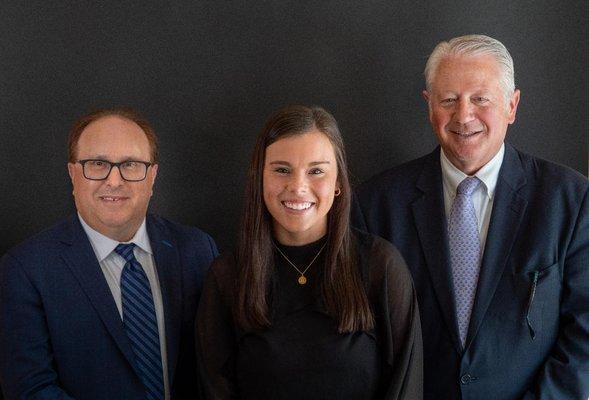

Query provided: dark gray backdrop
[1,0,587,257]
[0,1,587,398]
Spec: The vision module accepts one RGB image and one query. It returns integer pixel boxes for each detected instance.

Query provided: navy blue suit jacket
[0,214,218,400]
[353,144,589,400]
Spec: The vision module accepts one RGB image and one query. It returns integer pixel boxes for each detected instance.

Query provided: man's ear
[507,89,521,124]
[422,90,434,121]
[150,164,158,182]
[67,163,75,183]
[422,90,430,102]
[148,164,158,196]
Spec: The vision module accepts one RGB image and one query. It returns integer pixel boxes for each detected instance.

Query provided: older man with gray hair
[353,34,589,399]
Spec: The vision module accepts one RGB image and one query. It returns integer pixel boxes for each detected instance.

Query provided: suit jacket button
[460,374,472,385]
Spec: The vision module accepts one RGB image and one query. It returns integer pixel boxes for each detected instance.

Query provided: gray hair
[424,34,515,102]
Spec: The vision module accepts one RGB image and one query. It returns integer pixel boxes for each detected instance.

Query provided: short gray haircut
[424,34,515,102]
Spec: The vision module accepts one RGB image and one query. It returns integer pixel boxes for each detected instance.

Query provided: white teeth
[283,201,313,210]
[102,197,122,202]
[452,130,481,136]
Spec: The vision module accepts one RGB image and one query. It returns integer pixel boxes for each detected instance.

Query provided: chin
[281,223,309,236]
[450,143,482,160]
[98,214,134,229]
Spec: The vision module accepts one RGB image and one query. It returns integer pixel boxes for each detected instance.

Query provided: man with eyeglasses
[0,108,218,399]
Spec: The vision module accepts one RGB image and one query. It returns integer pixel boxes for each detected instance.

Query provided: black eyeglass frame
[77,159,153,182]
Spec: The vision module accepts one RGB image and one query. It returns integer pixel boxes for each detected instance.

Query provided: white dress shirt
[78,214,170,400]
[440,144,505,256]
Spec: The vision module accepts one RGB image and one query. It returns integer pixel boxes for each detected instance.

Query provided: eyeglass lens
[83,160,148,181]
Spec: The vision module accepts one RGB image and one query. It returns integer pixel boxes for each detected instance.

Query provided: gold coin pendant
[297,275,307,285]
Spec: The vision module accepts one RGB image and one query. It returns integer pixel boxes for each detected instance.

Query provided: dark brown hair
[68,107,159,163]
[235,105,374,333]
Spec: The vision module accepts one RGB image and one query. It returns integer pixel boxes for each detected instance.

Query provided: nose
[104,165,124,187]
[286,171,308,194]
[454,99,475,125]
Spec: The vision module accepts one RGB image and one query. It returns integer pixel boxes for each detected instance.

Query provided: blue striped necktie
[115,243,165,400]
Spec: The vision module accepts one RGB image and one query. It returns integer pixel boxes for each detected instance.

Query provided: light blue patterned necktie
[116,243,165,400]
[448,177,481,347]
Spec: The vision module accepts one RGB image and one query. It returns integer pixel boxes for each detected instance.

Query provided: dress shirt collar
[440,143,505,200]
[78,213,153,262]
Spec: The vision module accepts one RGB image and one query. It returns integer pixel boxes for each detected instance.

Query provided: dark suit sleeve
[522,187,589,399]
[0,253,75,400]
[207,234,220,259]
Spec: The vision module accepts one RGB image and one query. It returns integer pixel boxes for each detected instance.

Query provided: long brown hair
[235,105,374,333]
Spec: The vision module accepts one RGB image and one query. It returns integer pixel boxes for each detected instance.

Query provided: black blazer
[353,144,589,400]
[0,214,218,399]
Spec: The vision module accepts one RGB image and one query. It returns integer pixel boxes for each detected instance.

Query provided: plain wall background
[0,1,587,257]
[0,1,587,398]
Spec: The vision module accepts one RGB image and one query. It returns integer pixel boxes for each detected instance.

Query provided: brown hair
[235,105,374,333]
[68,107,159,163]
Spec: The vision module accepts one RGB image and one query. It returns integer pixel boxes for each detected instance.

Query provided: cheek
[262,184,285,224]
[262,176,280,206]
[479,110,504,128]
[73,181,97,199]
[316,180,336,205]
[430,109,450,128]
[135,183,155,202]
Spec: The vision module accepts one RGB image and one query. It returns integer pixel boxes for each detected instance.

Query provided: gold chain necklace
[273,241,327,285]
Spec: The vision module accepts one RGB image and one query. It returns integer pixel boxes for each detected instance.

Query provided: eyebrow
[269,161,331,166]
[82,156,143,162]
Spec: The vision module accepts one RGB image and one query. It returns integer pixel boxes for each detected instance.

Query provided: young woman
[196,105,422,399]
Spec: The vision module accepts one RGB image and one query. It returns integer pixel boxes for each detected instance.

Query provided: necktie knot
[457,177,480,197]
[115,243,137,263]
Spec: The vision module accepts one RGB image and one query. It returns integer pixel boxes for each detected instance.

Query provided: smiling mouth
[282,201,314,210]
[99,196,128,202]
[450,129,483,138]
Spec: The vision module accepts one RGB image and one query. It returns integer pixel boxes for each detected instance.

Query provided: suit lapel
[465,144,528,349]
[147,216,183,387]
[411,149,463,354]
[59,216,138,371]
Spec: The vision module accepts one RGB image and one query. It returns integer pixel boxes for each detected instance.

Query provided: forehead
[76,116,151,160]
[432,55,502,92]
[265,129,336,162]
